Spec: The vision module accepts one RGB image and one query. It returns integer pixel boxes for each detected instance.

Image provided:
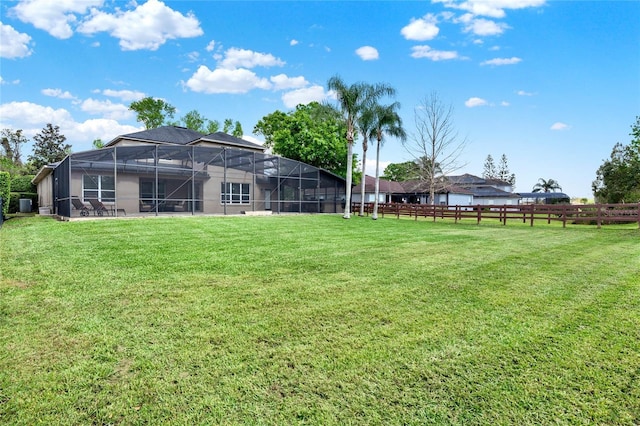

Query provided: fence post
[562,203,567,228]
[530,204,535,227]
[477,205,481,224]
[597,204,602,229]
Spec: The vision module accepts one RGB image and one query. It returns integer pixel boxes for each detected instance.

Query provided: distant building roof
[517,192,570,199]
[353,175,406,193]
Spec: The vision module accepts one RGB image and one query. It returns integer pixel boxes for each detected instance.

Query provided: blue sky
[1,0,639,198]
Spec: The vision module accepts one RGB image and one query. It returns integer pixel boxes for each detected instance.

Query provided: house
[32,126,346,218]
[351,173,519,206]
[351,175,406,204]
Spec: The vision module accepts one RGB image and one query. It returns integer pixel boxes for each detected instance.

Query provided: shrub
[10,175,36,193]
[0,171,10,218]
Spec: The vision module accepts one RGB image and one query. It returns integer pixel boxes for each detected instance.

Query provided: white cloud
[281,85,328,108]
[355,46,379,60]
[270,74,308,91]
[465,97,489,107]
[185,65,271,94]
[77,0,203,51]
[0,101,73,125]
[365,159,391,177]
[500,101,510,106]
[550,122,570,131]
[463,17,509,36]
[12,0,103,39]
[101,89,145,102]
[435,0,546,19]
[401,14,440,41]
[480,56,522,66]
[220,47,285,70]
[206,40,216,52]
[80,98,133,120]
[42,88,76,100]
[0,22,33,59]
[411,45,459,61]
[517,90,534,96]
[290,39,299,46]
[0,100,141,151]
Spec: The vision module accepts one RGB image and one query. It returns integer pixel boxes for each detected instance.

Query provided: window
[83,175,115,202]
[221,182,250,204]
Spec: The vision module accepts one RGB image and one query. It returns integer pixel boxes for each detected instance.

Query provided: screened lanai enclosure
[48,145,346,218]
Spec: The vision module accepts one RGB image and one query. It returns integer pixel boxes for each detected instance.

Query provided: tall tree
[592,116,640,203]
[129,97,176,129]
[180,110,207,133]
[482,154,496,179]
[532,178,562,193]
[383,161,419,181]
[403,92,468,205]
[0,128,27,166]
[223,118,233,133]
[27,124,71,172]
[327,75,395,219]
[497,154,516,186]
[254,102,349,177]
[232,121,243,138]
[369,102,407,220]
[206,119,220,134]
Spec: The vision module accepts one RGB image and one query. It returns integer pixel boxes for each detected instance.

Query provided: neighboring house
[32,126,346,218]
[517,192,571,204]
[351,175,406,204]
[400,179,474,206]
[445,174,520,206]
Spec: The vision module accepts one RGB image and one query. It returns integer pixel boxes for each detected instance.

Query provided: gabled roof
[111,126,203,146]
[400,179,474,195]
[352,175,406,193]
[105,126,265,152]
[446,173,512,187]
[198,132,264,151]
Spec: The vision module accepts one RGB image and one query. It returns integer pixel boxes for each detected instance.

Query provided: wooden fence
[352,202,640,228]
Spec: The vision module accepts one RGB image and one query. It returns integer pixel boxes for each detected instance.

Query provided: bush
[8,192,38,213]
[0,171,10,218]
[10,175,36,193]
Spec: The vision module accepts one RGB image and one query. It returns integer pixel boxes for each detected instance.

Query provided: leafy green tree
[532,178,562,193]
[129,97,176,129]
[92,138,105,149]
[369,102,406,220]
[180,110,207,133]
[593,117,640,203]
[232,121,243,138]
[327,75,395,219]
[1,128,28,166]
[254,102,349,177]
[223,118,233,133]
[383,161,419,181]
[206,120,220,134]
[27,124,71,172]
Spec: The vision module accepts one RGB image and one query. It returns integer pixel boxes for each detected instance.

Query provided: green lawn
[1,215,639,425]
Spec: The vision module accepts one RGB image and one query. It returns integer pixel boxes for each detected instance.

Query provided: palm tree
[532,178,562,193]
[369,102,407,220]
[356,107,375,216]
[327,76,395,219]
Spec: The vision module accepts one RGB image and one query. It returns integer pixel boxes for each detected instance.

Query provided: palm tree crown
[532,178,562,193]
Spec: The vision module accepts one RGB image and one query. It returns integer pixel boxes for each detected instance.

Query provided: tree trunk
[343,141,353,219]
[372,139,381,220]
[359,140,368,216]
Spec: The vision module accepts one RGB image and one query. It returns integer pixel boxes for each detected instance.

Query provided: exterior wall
[447,193,473,206]
[36,174,54,210]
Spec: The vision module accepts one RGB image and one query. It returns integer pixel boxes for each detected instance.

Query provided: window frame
[82,175,115,203]
[221,182,250,205]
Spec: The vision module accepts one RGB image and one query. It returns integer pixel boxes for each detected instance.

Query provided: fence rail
[352,202,640,228]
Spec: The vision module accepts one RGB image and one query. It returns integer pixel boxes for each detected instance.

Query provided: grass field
[1,214,639,425]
